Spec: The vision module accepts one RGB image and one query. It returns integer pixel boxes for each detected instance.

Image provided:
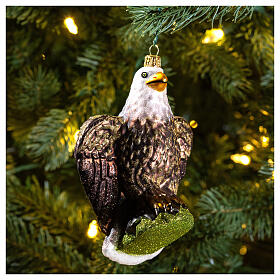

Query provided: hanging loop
[149,44,159,56]
[153,34,159,46]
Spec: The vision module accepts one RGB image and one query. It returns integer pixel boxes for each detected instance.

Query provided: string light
[251,139,260,147]
[260,109,269,116]
[243,144,254,152]
[230,154,251,165]
[258,126,267,134]
[87,220,99,238]
[189,120,198,128]
[239,155,251,165]
[172,21,177,31]
[183,180,190,187]
[239,245,247,255]
[64,17,78,35]
[202,28,224,44]
[234,111,242,119]
[74,130,80,142]
[260,136,269,147]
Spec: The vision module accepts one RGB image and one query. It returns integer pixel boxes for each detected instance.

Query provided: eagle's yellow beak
[146,72,168,92]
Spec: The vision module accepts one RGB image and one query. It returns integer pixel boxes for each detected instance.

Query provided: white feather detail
[119,67,173,123]
[102,228,164,265]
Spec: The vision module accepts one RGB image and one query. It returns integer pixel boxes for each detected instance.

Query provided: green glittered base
[117,207,194,255]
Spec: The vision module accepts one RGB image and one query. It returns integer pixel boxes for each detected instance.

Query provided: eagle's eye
[141,72,148,78]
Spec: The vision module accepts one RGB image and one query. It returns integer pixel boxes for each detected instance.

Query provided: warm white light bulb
[243,144,254,152]
[64,17,78,35]
[212,29,224,40]
[87,220,98,238]
[230,154,251,165]
[261,136,269,147]
[202,28,224,44]
[189,120,198,128]
[239,155,251,165]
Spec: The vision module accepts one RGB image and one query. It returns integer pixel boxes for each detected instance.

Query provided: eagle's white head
[119,67,173,123]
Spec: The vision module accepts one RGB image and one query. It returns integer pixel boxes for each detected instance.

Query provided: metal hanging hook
[149,44,159,56]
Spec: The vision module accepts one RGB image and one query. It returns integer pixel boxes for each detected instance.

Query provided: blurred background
[6,6,274,273]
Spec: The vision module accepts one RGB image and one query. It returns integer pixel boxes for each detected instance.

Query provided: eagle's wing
[174,116,193,180]
[74,115,124,235]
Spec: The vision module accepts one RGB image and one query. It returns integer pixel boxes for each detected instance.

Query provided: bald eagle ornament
[74,53,193,265]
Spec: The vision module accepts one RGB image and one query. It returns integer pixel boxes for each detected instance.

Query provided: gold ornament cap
[144,45,161,67]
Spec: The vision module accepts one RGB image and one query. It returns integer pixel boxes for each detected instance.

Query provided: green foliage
[6,6,60,33]
[7,215,93,273]
[200,254,243,273]
[71,69,117,124]
[6,28,42,71]
[15,66,60,113]
[26,109,77,171]
[162,30,253,102]
[234,11,274,89]
[7,175,91,244]
[259,164,273,177]
[187,233,237,268]
[200,46,252,102]
[6,174,113,273]
[7,66,61,144]
[76,44,103,71]
[127,6,254,36]
[197,183,273,240]
[6,6,273,274]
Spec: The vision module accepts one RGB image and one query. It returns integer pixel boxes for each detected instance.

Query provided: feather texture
[74,115,124,235]
[174,116,193,180]
[74,114,193,236]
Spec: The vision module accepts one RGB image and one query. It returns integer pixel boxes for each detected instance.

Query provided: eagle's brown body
[117,118,188,198]
[74,114,192,235]
[74,65,193,238]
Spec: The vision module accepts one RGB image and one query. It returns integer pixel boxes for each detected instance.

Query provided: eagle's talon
[166,203,171,212]
[145,192,182,217]
[170,205,179,214]
[125,216,141,235]
[154,204,160,216]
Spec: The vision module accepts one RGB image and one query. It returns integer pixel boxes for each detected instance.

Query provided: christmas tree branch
[7,66,61,143]
[127,6,255,36]
[7,175,93,246]
[166,31,253,102]
[6,6,62,33]
[7,215,94,273]
[197,183,273,240]
[76,44,103,71]
[26,109,78,171]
